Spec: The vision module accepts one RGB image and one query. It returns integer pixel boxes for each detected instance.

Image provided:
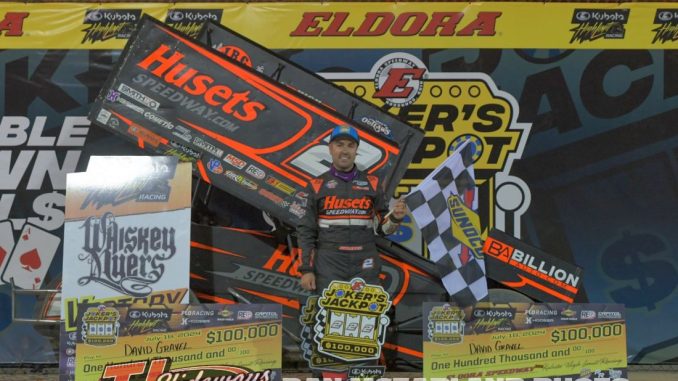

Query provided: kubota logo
[0,12,28,36]
[137,44,266,122]
[290,11,501,37]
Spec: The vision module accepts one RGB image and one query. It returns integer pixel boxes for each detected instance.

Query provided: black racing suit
[297,169,401,292]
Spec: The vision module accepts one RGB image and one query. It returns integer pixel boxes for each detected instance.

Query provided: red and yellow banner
[1,2,678,49]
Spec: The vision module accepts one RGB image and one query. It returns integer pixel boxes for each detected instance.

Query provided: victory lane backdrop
[0,2,676,365]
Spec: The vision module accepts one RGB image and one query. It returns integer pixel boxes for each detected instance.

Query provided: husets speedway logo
[82,9,141,44]
[570,9,630,44]
[652,9,678,43]
[137,44,267,122]
[321,52,531,240]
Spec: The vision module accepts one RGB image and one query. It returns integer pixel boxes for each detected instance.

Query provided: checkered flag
[405,139,488,306]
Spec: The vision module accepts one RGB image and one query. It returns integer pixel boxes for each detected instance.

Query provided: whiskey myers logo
[77,212,177,297]
[427,304,464,345]
[313,278,391,362]
[81,305,120,346]
[322,52,531,248]
[299,296,347,371]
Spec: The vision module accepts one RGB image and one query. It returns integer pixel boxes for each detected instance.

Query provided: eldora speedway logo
[569,9,630,44]
[82,9,141,44]
[652,9,678,44]
[373,53,427,107]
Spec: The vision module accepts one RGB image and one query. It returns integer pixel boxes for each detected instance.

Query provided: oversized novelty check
[63,303,281,381]
[423,303,627,381]
[89,16,418,227]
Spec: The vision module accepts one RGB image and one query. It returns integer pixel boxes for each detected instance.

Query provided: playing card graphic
[1,223,60,289]
[0,220,15,285]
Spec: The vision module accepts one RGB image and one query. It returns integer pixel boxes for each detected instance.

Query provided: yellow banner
[424,303,627,381]
[70,303,282,380]
[2,2,678,49]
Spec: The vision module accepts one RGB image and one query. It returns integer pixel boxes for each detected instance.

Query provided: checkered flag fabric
[405,139,488,306]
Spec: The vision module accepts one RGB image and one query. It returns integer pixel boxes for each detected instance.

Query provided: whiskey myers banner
[61,157,192,313]
[0,1,676,366]
[423,302,627,381]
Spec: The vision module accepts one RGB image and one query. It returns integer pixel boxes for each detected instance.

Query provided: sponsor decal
[118,83,160,110]
[126,308,172,334]
[373,54,427,107]
[193,136,224,158]
[581,310,596,320]
[237,310,253,320]
[225,170,258,190]
[598,311,623,319]
[352,185,369,191]
[483,233,582,290]
[427,304,465,345]
[164,140,201,162]
[265,176,295,195]
[254,311,279,320]
[325,179,338,189]
[323,195,372,210]
[215,44,253,68]
[361,116,393,139]
[143,111,175,130]
[172,124,193,143]
[290,11,501,37]
[137,44,266,122]
[82,9,141,44]
[117,96,145,114]
[258,188,285,206]
[207,158,224,174]
[81,305,120,346]
[448,195,484,260]
[652,9,678,43]
[0,12,28,36]
[289,201,306,218]
[570,9,630,44]
[127,124,164,148]
[105,89,120,102]
[349,366,386,379]
[96,109,112,125]
[76,213,177,297]
[223,153,247,169]
[560,307,578,321]
[245,164,265,179]
[165,9,223,38]
[314,278,391,361]
[469,307,515,332]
